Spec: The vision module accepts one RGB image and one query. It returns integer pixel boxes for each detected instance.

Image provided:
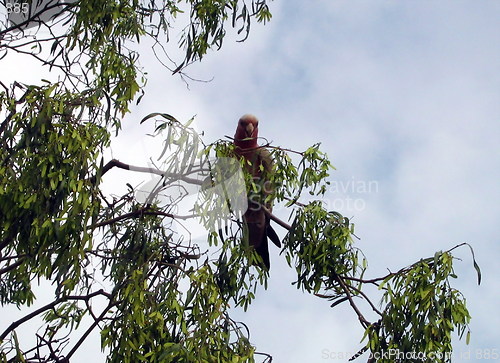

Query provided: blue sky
[1,1,499,362]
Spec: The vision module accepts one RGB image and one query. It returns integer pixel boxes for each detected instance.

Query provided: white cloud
[2,1,499,361]
[176,1,499,361]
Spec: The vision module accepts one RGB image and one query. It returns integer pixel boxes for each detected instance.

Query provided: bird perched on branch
[233,114,281,269]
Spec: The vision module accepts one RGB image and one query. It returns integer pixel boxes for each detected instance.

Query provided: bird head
[234,114,259,148]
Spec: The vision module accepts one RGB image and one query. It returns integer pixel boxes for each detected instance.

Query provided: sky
[1,1,500,362]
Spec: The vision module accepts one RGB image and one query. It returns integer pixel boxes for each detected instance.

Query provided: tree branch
[91,158,204,185]
[0,290,112,341]
[262,206,291,230]
[334,274,370,329]
[345,283,383,317]
[0,257,24,276]
[0,2,75,37]
[89,206,198,229]
[65,302,116,361]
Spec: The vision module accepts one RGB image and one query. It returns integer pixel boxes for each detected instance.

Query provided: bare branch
[0,290,112,341]
[262,205,291,230]
[334,274,370,329]
[65,302,115,361]
[92,158,204,185]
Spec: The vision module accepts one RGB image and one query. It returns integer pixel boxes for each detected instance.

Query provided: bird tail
[266,216,281,248]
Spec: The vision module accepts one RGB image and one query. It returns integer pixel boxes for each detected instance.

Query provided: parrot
[233,114,281,269]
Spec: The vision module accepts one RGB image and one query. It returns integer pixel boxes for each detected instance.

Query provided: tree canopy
[0,1,480,362]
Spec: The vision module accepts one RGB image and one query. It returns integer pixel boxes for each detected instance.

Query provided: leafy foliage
[368,250,473,362]
[0,82,109,306]
[1,0,272,122]
[0,1,480,362]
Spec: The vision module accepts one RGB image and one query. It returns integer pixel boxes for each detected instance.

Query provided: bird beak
[245,123,255,138]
